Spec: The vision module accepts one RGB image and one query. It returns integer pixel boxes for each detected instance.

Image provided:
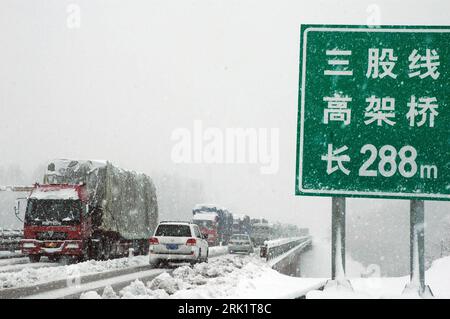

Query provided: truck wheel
[203,249,209,263]
[91,242,102,260]
[29,255,41,263]
[93,240,108,260]
[48,255,60,262]
[102,240,112,260]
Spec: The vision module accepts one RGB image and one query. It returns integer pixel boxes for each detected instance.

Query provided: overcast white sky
[0,0,449,236]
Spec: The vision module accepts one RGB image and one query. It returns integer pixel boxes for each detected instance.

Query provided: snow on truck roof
[193,204,227,211]
[45,159,150,180]
[192,212,218,221]
[29,188,79,200]
[233,214,248,220]
[46,159,107,175]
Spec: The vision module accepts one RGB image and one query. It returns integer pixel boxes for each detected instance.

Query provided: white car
[149,221,209,267]
[228,234,254,254]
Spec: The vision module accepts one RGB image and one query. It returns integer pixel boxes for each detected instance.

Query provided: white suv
[149,221,209,267]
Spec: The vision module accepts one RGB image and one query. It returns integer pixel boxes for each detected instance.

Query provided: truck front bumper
[20,240,84,257]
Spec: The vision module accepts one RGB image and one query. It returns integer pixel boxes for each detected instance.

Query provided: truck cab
[20,184,90,263]
[192,213,219,246]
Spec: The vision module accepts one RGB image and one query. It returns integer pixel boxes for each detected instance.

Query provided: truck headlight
[22,242,35,248]
[65,243,80,249]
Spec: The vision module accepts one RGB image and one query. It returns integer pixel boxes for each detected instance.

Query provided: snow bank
[0,251,22,258]
[0,255,149,289]
[208,246,228,257]
[307,256,450,299]
[85,254,325,299]
[422,255,450,298]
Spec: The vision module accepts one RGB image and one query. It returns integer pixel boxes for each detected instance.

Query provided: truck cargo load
[232,214,251,235]
[21,159,158,263]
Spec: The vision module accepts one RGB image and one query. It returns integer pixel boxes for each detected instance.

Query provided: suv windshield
[25,199,81,226]
[155,224,192,237]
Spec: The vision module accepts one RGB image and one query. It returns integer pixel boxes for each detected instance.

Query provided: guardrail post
[403,200,433,297]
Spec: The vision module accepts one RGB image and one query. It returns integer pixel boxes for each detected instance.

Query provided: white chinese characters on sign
[408,49,440,79]
[323,94,352,125]
[366,48,398,79]
[321,144,351,175]
[406,96,439,127]
[364,96,396,126]
[321,46,441,177]
[324,49,353,76]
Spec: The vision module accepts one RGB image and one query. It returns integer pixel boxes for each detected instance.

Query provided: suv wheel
[149,258,159,268]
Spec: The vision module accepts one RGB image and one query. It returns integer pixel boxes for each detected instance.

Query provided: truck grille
[36,231,67,240]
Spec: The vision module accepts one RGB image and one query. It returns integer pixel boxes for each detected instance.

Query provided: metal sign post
[331,197,346,279]
[403,200,433,297]
[325,196,352,290]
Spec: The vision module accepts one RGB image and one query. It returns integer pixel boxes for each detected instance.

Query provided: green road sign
[296,25,450,200]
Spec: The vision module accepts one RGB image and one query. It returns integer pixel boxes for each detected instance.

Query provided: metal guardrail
[262,236,311,262]
[0,229,23,252]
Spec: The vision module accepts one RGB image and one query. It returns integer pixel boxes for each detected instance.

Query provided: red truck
[191,204,233,246]
[20,159,158,263]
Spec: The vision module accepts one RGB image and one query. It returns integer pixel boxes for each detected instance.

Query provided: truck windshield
[192,220,214,228]
[25,199,81,226]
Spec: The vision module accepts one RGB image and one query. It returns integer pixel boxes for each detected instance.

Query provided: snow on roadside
[307,256,450,299]
[0,251,22,258]
[0,261,56,273]
[423,256,450,298]
[208,245,228,257]
[0,255,149,289]
[81,254,326,299]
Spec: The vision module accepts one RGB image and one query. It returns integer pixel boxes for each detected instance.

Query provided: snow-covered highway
[0,246,229,299]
